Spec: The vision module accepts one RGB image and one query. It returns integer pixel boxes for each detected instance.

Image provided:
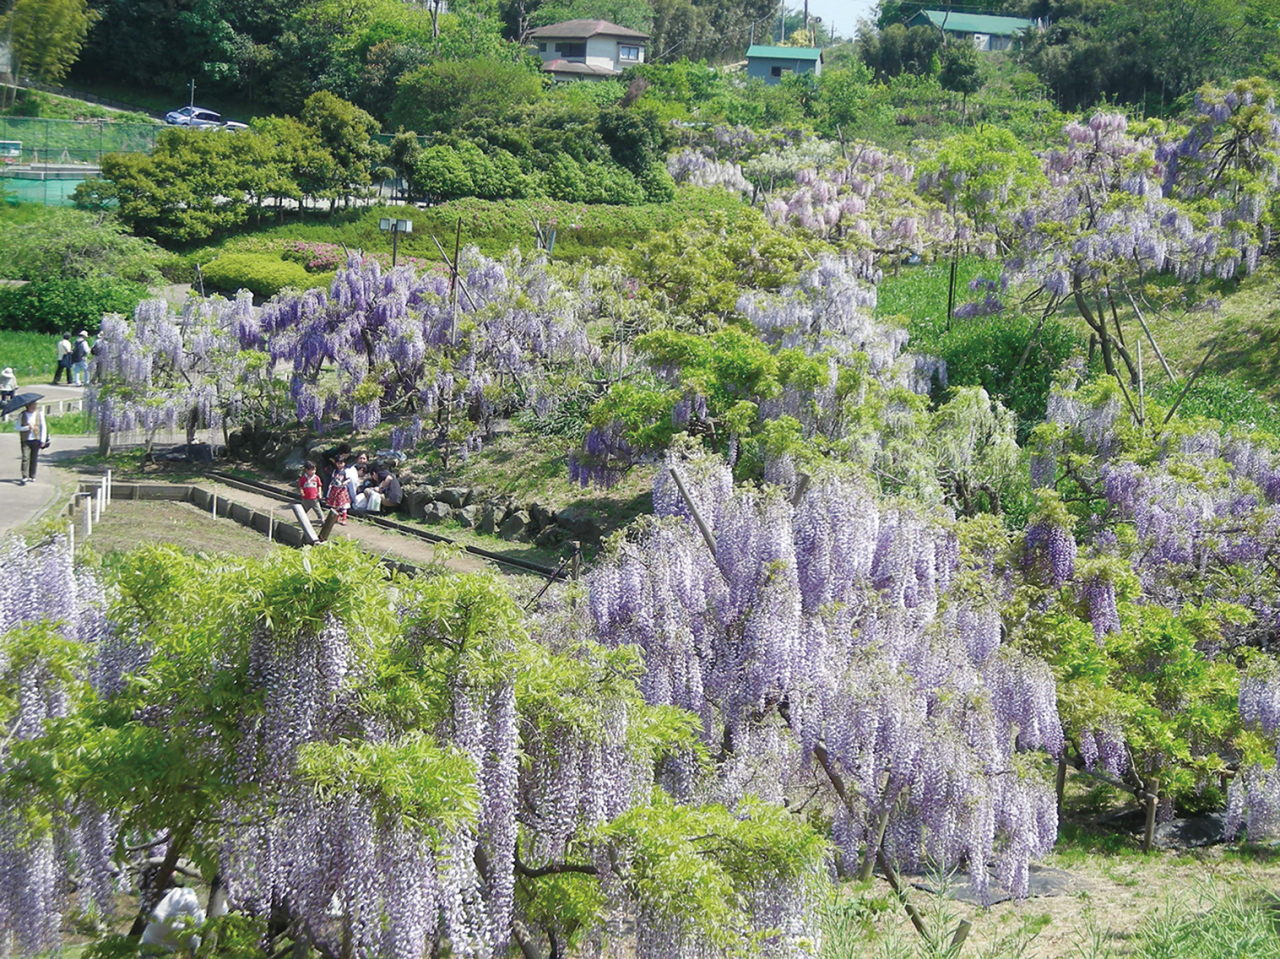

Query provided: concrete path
[0,433,497,578]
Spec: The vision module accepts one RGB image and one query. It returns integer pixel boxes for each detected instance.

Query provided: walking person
[53,334,72,385]
[70,331,91,386]
[17,400,48,485]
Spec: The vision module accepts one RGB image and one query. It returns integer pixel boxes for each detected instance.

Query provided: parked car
[220,121,249,132]
[165,106,222,126]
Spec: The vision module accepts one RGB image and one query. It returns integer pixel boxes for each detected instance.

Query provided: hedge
[202,253,333,299]
[0,278,148,335]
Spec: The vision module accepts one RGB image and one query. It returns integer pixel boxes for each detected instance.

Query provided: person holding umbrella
[10,395,48,484]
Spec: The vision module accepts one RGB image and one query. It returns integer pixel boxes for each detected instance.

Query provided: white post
[211,491,217,519]
[94,485,102,522]
[268,512,274,543]
[69,522,74,556]
[106,469,113,504]
[80,494,92,540]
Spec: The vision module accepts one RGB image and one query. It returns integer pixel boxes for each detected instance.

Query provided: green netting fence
[0,116,162,206]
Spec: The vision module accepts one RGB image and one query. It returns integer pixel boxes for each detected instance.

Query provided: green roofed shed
[907,10,1037,51]
[745,45,823,85]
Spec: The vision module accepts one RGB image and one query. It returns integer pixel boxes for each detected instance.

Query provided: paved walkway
[0,432,494,577]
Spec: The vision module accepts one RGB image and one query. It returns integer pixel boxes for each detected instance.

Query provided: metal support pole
[69,522,74,556]
[80,494,93,540]
[95,482,103,522]
[211,491,217,519]
[106,469,113,504]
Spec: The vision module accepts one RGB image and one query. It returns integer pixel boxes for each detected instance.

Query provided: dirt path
[197,477,491,576]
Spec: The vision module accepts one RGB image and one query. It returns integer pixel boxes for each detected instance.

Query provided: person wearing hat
[0,367,15,421]
[70,331,91,386]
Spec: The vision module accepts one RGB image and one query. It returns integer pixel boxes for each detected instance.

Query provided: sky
[792,0,879,43]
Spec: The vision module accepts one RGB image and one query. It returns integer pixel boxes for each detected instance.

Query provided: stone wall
[227,425,603,546]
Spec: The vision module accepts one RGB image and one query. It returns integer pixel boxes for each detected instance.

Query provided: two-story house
[529,20,648,80]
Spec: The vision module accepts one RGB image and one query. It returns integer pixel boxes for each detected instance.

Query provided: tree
[300,91,385,207]
[1,0,98,83]
[939,39,982,116]
[389,58,545,135]
[0,208,162,283]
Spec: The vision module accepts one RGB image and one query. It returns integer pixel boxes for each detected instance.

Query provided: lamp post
[378,217,413,268]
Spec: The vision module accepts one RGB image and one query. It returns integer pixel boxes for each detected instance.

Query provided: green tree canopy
[390,57,545,134]
[2,0,98,83]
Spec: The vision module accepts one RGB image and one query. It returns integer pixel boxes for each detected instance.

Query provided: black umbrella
[2,392,44,416]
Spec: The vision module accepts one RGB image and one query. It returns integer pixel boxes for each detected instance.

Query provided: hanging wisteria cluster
[985,85,1279,330]
[588,451,1062,901]
[89,293,262,447]
[0,537,112,959]
[1230,665,1280,840]
[249,251,600,459]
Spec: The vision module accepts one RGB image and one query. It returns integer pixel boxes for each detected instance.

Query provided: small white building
[528,20,648,80]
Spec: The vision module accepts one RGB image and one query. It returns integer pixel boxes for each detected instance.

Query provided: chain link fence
[1,116,162,206]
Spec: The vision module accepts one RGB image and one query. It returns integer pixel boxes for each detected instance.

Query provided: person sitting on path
[297,460,326,521]
[354,463,402,514]
[16,400,48,485]
[0,368,15,419]
[70,331,91,386]
[53,333,72,385]
[345,451,369,504]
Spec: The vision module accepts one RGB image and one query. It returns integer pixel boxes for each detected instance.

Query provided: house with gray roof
[745,45,823,85]
[528,20,648,80]
[907,10,1038,51]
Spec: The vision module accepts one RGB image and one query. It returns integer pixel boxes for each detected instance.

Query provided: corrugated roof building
[907,10,1038,51]
[744,45,823,85]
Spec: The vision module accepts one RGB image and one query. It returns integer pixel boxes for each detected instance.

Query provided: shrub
[929,314,1083,436]
[201,253,319,298]
[0,278,147,335]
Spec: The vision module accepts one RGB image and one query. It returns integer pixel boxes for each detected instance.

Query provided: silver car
[165,106,222,127]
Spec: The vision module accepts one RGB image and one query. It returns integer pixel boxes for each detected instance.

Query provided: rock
[529,502,553,531]
[1153,812,1235,850]
[911,864,1084,905]
[555,506,603,542]
[424,502,453,524]
[535,525,567,548]
[478,504,499,535]
[404,489,431,520]
[437,487,470,508]
[499,510,530,541]
[282,446,308,473]
[457,505,480,528]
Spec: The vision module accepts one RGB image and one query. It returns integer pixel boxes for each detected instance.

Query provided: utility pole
[188,79,195,108]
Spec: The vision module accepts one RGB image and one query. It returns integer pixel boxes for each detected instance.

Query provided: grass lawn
[0,330,58,382]
[87,499,279,560]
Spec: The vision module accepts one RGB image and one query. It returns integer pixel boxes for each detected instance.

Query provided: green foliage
[390,58,545,134]
[939,40,983,100]
[0,277,146,335]
[300,91,384,196]
[928,316,1084,436]
[0,330,61,381]
[0,0,99,83]
[630,209,817,322]
[0,207,163,283]
[596,794,827,953]
[1149,372,1280,435]
[201,253,326,298]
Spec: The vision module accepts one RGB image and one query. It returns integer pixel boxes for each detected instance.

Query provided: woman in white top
[0,368,16,419]
[17,400,48,485]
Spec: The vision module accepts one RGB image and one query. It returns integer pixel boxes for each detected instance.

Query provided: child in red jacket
[298,461,325,521]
